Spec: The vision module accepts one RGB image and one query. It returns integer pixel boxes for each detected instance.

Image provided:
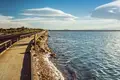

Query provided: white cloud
[21,7,78,21]
[0,7,78,29]
[91,0,120,20]
[0,21,31,28]
[13,15,120,30]
[1,7,120,30]
[0,14,120,30]
[0,14,31,28]
[17,17,120,30]
[0,15,14,22]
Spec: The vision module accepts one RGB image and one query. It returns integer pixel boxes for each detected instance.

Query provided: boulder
[50,53,56,58]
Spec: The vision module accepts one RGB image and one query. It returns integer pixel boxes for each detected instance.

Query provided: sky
[0,0,120,30]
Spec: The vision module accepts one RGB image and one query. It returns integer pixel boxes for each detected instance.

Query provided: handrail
[34,30,46,51]
[0,40,12,46]
[0,39,12,53]
[35,30,46,41]
[0,31,46,80]
[0,33,34,53]
[30,30,47,80]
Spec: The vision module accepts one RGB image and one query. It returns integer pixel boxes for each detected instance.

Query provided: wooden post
[10,40,12,46]
[5,43,7,49]
[17,38,19,41]
[34,33,36,51]
[0,40,13,53]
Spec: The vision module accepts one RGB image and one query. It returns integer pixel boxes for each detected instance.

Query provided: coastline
[31,30,65,80]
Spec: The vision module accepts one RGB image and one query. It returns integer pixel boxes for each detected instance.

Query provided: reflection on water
[48,31,120,80]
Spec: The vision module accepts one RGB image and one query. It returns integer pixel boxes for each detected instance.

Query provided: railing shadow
[20,40,33,80]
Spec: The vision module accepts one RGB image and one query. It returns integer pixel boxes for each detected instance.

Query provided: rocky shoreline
[31,31,65,80]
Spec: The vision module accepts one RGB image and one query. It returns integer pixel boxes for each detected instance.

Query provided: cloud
[67,17,120,30]
[0,15,14,22]
[0,21,31,28]
[91,0,120,20]
[1,7,120,30]
[16,16,120,30]
[14,17,76,23]
[0,14,31,28]
[21,7,78,21]
[1,14,120,30]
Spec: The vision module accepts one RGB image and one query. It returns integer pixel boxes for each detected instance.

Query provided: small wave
[64,65,77,80]
[49,31,120,80]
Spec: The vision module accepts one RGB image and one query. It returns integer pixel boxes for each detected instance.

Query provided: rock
[37,72,40,76]
[50,53,56,58]
[33,53,37,57]
[39,48,45,52]
[36,58,39,62]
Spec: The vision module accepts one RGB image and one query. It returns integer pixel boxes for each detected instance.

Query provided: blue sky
[0,0,120,30]
[0,0,112,17]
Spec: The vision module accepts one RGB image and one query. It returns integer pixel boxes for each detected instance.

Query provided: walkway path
[0,36,33,80]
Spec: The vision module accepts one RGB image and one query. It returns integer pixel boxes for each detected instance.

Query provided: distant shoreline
[49,30,120,32]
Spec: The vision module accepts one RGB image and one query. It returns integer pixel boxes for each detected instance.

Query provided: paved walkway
[0,36,33,80]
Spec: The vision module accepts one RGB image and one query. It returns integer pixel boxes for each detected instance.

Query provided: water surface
[48,31,120,80]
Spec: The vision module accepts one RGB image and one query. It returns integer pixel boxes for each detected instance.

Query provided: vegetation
[0,26,43,35]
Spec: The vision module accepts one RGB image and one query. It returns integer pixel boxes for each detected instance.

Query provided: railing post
[5,43,7,49]
[17,38,19,41]
[34,33,36,51]
[10,40,12,46]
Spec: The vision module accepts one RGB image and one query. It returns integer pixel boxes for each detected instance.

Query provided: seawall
[30,30,65,80]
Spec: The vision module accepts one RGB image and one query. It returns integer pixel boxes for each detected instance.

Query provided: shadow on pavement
[20,40,33,80]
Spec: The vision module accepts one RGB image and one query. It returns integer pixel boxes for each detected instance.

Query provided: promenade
[0,36,33,80]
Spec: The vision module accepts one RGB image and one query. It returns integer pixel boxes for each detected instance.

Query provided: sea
[48,31,120,80]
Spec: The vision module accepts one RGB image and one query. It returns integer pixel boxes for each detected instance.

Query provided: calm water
[48,31,120,80]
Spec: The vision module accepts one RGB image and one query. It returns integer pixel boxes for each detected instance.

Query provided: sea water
[48,31,120,80]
